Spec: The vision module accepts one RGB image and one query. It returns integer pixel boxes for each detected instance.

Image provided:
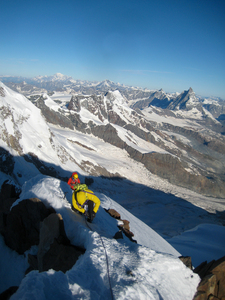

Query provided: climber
[67,173,100,223]
[67,172,81,189]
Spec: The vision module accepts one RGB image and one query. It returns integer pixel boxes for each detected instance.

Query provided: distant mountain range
[1,74,225,198]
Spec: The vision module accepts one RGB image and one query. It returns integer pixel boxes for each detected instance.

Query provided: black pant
[87,201,95,222]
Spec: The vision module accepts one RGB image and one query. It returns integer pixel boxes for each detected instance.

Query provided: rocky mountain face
[1,76,225,198]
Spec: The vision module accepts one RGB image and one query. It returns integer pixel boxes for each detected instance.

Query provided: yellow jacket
[72,188,101,214]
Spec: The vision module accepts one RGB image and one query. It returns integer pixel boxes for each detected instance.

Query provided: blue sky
[1,0,225,98]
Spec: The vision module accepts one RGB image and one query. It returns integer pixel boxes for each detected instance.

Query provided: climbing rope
[84,216,115,300]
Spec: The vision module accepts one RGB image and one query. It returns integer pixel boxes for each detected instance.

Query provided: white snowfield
[1,81,225,299]
[2,175,199,300]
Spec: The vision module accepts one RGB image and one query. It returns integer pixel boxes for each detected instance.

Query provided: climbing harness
[84,216,115,300]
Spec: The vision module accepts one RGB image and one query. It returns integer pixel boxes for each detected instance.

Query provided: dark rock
[107,209,121,219]
[28,239,85,274]
[27,254,38,274]
[118,225,136,243]
[0,147,15,175]
[41,239,85,273]
[68,113,87,133]
[121,220,130,231]
[67,95,82,112]
[135,151,225,198]
[25,212,86,273]
[37,213,70,271]
[193,256,225,300]
[113,230,123,239]
[106,208,136,243]
[0,180,21,213]
[194,261,208,277]
[0,286,18,300]
[35,95,74,129]
[0,180,21,236]
[179,256,192,270]
[91,123,126,149]
[0,180,20,200]
[3,198,55,254]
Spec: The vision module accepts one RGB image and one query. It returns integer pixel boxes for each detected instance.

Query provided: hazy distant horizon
[1,72,224,100]
[1,0,225,98]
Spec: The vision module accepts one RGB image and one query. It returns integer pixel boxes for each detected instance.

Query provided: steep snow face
[111,123,167,154]
[0,82,85,184]
[0,82,52,157]
[105,90,127,106]
[4,175,199,300]
[41,93,63,112]
[104,91,139,125]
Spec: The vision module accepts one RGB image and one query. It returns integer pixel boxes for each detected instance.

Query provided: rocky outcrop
[105,208,136,243]
[0,286,19,300]
[67,95,82,112]
[68,113,87,133]
[91,123,126,149]
[0,86,6,97]
[1,196,85,270]
[0,181,21,237]
[0,148,15,175]
[0,181,20,214]
[28,213,85,273]
[124,146,225,198]
[179,256,193,270]
[131,89,171,110]
[37,213,70,271]
[31,238,85,273]
[0,195,86,298]
[35,95,74,129]
[2,198,55,254]
[193,256,225,300]
[159,122,225,155]
[107,209,121,219]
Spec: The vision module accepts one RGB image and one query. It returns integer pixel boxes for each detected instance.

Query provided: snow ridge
[2,175,200,300]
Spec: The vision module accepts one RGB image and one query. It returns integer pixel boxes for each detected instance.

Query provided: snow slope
[1,81,225,299]
[1,175,199,300]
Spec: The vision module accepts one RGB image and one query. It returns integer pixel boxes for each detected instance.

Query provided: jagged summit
[167,87,198,110]
[188,87,194,93]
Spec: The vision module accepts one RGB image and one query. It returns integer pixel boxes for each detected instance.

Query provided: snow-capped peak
[33,73,72,83]
[105,90,127,105]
